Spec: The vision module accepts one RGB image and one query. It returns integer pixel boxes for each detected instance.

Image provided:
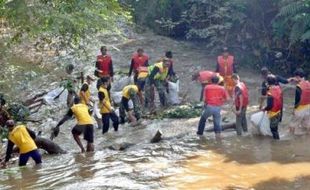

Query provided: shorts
[19,149,42,166]
[71,124,94,143]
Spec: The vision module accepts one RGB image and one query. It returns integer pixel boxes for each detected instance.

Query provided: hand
[0,161,6,168]
[110,107,115,113]
[235,110,241,115]
[51,126,60,139]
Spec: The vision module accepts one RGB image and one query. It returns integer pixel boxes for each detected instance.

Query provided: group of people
[193,48,310,140]
[1,46,309,168]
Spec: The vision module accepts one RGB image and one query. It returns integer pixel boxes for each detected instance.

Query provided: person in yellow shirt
[79,75,95,106]
[119,85,142,125]
[2,120,42,167]
[53,97,94,152]
[98,77,119,134]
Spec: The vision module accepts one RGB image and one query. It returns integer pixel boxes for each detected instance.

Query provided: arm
[26,127,36,140]
[128,59,134,77]
[215,63,220,73]
[294,86,302,109]
[259,81,268,109]
[149,67,160,85]
[276,75,289,84]
[144,59,149,67]
[234,87,242,112]
[168,64,175,77]
[263,96,273,111]
[4,140,14,162]
[80,84,89,104]
[233,63,237,73]
[109,60,114,77]
[56,110,73,128]
[95,61,102,73]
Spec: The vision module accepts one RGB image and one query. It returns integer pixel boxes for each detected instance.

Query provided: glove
[50,126,60,140]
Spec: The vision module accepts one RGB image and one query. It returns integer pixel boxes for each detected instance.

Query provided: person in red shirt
[232,74,249,135]
[197,75,229,138]
[192,70,224,101]
[95,46,114,78]
[262,75,283,140]
[128,48,149,84]
[289,68,310,134]
[95,46,113,92]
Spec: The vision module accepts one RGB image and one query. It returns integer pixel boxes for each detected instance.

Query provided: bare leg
[73,134,85,153]
[128,110,137,125]
[86,143,94,152]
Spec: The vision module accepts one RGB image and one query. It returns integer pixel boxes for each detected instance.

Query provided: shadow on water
[200,134,310,165]
[226,175,310,190]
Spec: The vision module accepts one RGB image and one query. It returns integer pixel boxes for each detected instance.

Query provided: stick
[53,88,66,100]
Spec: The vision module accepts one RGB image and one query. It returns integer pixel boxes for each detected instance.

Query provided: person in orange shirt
[231,74,249,135]
[289,68,310,134]
[197,75,229,138]
[216,47,237,96]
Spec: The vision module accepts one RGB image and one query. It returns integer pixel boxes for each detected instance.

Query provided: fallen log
[35,137,67,154]
[206,122,236,132]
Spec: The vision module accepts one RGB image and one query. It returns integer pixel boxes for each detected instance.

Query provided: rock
[150,130,162,143]
[108,142,135,151]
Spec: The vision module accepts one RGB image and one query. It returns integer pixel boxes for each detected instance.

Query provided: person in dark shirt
[165,51,176,78]
[260,67,289,94]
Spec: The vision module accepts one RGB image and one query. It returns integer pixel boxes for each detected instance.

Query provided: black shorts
[121,97,130,112]
[71,124,94,143]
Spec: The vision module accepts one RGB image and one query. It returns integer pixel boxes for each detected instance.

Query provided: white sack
[43,87,65,105]
[250,111,272,136]
[167,80,180,105]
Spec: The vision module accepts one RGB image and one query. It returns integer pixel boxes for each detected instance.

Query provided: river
[1,31,309,189]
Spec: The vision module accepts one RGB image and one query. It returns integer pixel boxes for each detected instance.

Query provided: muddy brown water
[1,116,310,190]
[1,31,309,189]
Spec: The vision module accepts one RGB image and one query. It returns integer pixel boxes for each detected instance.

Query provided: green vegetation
[126,0,310,75]
[0,0,131,46]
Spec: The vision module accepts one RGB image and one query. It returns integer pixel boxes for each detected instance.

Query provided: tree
[0,0,131,46]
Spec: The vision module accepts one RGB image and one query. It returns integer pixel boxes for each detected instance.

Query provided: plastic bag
[111,91,123,104]
[250,111,272,136]
[43,87,65,105]
[167,80,180,105]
